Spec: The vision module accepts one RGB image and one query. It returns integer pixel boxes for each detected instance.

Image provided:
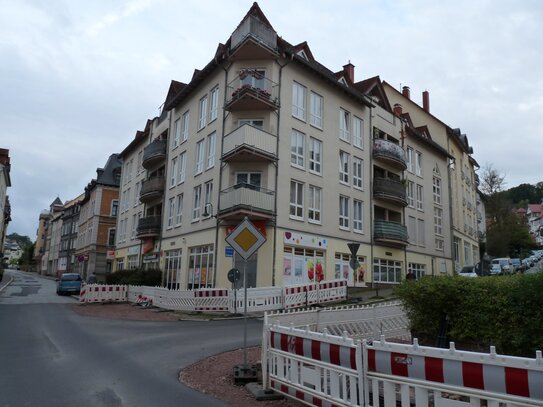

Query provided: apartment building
[115,3,464,289]
[34,210,51,274]
[58,194,83,274]
[384,83,480,271]
[0,148,11,260]
[38,197,64,276]
[75,154,121,282]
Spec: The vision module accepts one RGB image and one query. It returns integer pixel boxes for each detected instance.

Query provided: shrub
[394,273,543,357]
[105,268,162,286]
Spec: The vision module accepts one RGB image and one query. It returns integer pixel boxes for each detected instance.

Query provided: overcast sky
[2,0,542,239]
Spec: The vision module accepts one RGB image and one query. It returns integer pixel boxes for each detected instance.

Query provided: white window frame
[416,184,424,211]
[292,81,306,121]
[353,199,364,233]
[434,206,443,235]
[308,137,322,175]
[198,95,208,130]
[195,140,204,175]
[178,151,186,184]
[203,181,213,219]
[352,156,363,189]
[209,86,219,123]
[181,110,189,142]
[433,176,442,205]
[416,151,423,176]
[289,180,304,220]
[308,185,322,224]
[192,185,201,220]
[290,130,305,168]
[339,108,350,141]
[206,132,216,169]
[353,116,363,149]
[339,151,350,184]
[170,156,178,187]
[309,91,323,128]
[406,147,414,173]
[173,118,181,148]
[339,195,349,230]
[407,181,415,208]
[417,218,425,246]
[175,194,183,226]
[167,197,175,229]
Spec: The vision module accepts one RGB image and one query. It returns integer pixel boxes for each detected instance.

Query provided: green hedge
[394,273,543,357]
[105,268,162,286]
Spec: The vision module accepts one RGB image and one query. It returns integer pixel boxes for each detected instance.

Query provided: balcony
[142,139,167,169]
[136,215,162,239]
[373,177,408,207]
[230,14,278,60]
[373,219,409,247]
[218,183,275,221]
[139,176,165,204]
[222,124,277,162]
[225,70,279,111]
[372,139,407,171]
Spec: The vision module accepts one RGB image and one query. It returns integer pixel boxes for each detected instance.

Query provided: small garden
[394,273,543,357]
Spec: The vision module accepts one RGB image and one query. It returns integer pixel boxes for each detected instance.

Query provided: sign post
[225,217,266,383]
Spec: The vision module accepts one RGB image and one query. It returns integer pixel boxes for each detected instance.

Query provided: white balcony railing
[222,124,276,158]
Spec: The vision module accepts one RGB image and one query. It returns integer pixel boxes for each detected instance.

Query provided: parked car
[458,266,478,278]
[490,258,513,275]
[56,273,82,295]
[510,258,523,273]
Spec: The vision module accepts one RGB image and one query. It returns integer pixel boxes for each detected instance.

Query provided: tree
[479,164,506,196]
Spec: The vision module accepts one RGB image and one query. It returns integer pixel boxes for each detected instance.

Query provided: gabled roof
[401,113,451,159]
[354,76,392,111]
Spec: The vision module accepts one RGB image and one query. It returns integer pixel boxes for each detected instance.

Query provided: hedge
[394,273,543,357]
[105,268,162,286]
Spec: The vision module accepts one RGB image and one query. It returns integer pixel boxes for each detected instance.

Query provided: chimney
[343,62,355,83]
[393,103,403,116]
[422,90,430,112]
[402,86,410,99]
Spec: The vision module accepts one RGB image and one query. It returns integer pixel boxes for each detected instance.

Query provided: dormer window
[297,50,308,60]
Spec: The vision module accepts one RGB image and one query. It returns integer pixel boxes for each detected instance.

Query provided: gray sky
[2,0,542,239]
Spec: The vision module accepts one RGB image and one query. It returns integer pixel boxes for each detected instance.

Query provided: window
[192,185,201,220]
[309,91,323,128]
[181,110,189,142]
[289,180,304,220]
[137,150,143,173]
[198,95,208,130]
[417,218,425,246]
[434,207,443,235]
[240,68,265,88]
[339,195,349,229]
[170,156,178,187]
[116,258,125,271]
[433,176,442,204]
[188,245,214,289]
[209,87,219,122]
[107,228,116,247]
[283,247,325,285]
[175,194,183,226]
[339,108,350,141]
[453,237,460,263]
[167,197,175,228]
[415,151,423,176]
[124,188,131,212]
[416,184,424,211]
[173,118,181,148]
[111,200,119,217]
[239,119,263,128]
[308,185,321,224]
[195,140,204,174]
[408,263,425,279]
[408,216,416,245]
[353,200,364,233]
[373,258,402,284]
[206,132,216,169]
[353,157,363,189]
[203,181,213,218]
[464,242,471,265]
[236,172,261,188]
[131,214,137,239]
[164,249,182,289]
[290,130,305,168]
[353,116,363,148]
[436,238,444,251]
[406,147,414,173]
[178,151,186,184]
[339,151,350,184]
[134,182,141,207]
[407,181,415,208]
[292,81,306,120]
[308,137,322,174]
[127,255,138,270]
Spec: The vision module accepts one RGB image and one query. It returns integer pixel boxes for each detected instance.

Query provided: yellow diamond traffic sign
[225,217,266,260]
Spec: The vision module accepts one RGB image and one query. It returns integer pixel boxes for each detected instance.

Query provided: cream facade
[0,148,11,260]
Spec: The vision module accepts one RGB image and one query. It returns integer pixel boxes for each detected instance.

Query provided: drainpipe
[447,137,455,274]
[271,52,294,286]
[157,113,171,285]
[369,103,375,288]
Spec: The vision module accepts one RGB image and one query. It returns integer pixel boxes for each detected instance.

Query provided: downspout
[213,60,232,287]
[447,136,455,274]
[158,112,171,285]
[369,103,375,288]
[271,51,294,286]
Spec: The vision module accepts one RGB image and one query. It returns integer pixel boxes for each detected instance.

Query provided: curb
[0,276,14,293]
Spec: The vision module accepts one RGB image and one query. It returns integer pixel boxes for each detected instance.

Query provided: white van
[490,257,512,275]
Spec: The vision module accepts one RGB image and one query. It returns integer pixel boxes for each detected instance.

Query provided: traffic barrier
[81,284,128,303]
[194,289,229,311]
[79,283,87,303]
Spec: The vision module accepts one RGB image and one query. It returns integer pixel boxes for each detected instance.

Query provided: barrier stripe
[367,348,542,400]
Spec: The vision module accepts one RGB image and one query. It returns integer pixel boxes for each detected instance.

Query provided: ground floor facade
[112,223,454,290]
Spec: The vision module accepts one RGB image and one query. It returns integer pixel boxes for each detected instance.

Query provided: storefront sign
[106,250,115,260]
[225,246,234,257]
[284,231,327,249]
[143,254,158,264]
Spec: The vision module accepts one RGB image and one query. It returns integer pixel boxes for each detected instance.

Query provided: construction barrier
[79,284,127,303]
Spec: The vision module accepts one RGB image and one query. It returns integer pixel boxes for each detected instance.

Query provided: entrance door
[233,253,257,289]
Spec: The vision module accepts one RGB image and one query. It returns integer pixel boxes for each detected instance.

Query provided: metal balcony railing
[142,139,167,169]
[374,219,409,246]
[219,183,275,217]
[136,215,162,238]
[140,176,165,203]
[225,70,279,110]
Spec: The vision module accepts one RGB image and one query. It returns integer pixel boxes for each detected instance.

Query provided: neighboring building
[476,191,487,243]
[3,239,21,265]
[527,203,543,245]
[39,197,64,276]
[59,194,83,274]
[0,148,11,260]
[47,210,63,276]
[112,3,472,289]
[383,83,480,271]
[34,210,52,274]
[75,154,121,282]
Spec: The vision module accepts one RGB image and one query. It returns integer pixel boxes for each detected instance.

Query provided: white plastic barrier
[194,289,230,311]
[318,279,347,304]
[230,287,283,313]
[80,284,127,303]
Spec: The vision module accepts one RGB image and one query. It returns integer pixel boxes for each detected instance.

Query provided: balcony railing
[373,177,408,207]
[372,139,407,170]
[225,70,279,111]
[136,215,162,239]
[374,219,409,247]
[218,183,275,220]
[140,176,165,203]
[142,139,167,169]
[222,124,277,162]
[231,15,277,51]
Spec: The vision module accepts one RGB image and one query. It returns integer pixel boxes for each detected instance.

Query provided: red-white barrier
[79,284,128,304]
[194,289,229,311]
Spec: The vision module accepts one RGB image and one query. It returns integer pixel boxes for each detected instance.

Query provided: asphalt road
[0,270,264,407]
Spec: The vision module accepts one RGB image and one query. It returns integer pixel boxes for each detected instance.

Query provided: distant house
[527,203,543,245]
